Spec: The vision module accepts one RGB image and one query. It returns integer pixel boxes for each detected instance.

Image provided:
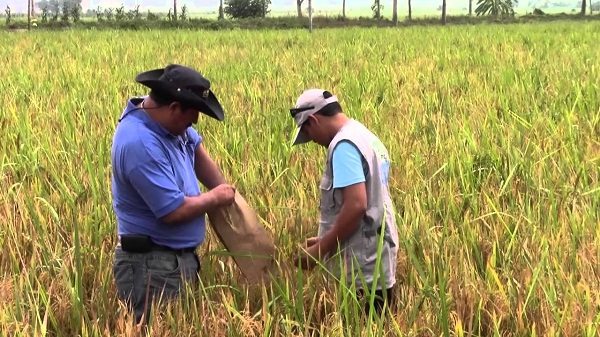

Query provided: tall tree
[581,0,586,14]
[392,0,397,24]
[342,0,346,19]
[297,0,304,17]
[174,0,177,21]
[408,0,412,19]
[308,0,313,32]
[441,0,447,24]
[370,0,382,19]
[469,0,473,15]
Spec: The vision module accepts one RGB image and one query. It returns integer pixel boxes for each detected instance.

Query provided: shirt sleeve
[127,142,185,219]
[187,127,203,151]
[332,141,366,188]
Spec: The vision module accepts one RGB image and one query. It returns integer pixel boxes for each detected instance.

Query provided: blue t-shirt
[111,97,205,249]
[332,141,367,188]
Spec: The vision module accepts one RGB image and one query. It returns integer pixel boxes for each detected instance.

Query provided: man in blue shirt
[111,64,236,326]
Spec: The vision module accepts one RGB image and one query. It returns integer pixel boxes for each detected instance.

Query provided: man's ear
[168,101,181,114]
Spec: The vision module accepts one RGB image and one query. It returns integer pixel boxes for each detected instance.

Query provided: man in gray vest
[290,88,400,316]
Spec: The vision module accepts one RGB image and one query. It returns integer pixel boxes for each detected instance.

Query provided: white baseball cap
[289,89,339,145]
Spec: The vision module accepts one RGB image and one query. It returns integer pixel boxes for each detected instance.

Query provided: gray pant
[112,246,200,325]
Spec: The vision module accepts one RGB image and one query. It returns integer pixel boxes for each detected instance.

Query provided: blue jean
[112,246,200,325]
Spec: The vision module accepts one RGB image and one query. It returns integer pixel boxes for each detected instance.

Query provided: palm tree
[475,0,515,18]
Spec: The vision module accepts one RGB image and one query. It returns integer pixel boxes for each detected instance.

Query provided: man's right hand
[209,184,236,208]
[161,184,236,225]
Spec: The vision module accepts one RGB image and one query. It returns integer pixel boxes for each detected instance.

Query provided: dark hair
[149,89,195,111]
[316,101,342,117]
[314,91,342,117]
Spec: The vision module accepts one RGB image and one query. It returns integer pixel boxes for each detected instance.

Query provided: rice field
[0,21,599,336]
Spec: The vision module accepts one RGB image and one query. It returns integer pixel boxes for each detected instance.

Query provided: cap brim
[291,126,311,146]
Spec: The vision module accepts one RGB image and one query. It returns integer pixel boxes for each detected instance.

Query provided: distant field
[0,21,599,336]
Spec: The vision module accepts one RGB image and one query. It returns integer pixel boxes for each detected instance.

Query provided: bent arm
[194,143,227,190]
[314,141,368,257]
[127,141,220,226]
[163,137,228,224]
[314,182,367,256]
[160,193,217,224]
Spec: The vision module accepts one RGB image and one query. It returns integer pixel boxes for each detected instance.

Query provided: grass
[0,20,599,336]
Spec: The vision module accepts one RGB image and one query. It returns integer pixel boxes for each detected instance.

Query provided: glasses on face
[290,106,315,118]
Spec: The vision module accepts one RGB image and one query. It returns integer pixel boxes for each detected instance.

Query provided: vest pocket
[361,228,378,265]
[319,175,335,212]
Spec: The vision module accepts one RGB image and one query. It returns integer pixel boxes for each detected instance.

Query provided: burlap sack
[206,191,276,285]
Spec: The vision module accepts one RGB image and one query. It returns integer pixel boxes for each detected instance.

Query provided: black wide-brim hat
[135,64,225,121]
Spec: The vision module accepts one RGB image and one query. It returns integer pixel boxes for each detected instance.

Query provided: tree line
[3,0,599,29]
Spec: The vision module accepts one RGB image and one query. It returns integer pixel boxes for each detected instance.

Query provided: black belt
[118,234,196,254]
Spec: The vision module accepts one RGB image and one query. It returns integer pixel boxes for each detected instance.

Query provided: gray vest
[318,119,399,290]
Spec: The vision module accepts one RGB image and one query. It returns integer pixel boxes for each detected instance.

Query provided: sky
[5,0,584,15]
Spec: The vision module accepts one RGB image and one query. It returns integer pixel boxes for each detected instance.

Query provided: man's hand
[294,240,321,270]
[293,182,367,269]
[304,236,319,247]
[161,184,235,224]
[208,184,236,208]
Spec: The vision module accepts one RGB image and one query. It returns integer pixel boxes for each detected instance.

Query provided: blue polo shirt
[111,97,205,249]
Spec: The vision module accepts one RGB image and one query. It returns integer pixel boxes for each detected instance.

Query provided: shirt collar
[120,96,177,139]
